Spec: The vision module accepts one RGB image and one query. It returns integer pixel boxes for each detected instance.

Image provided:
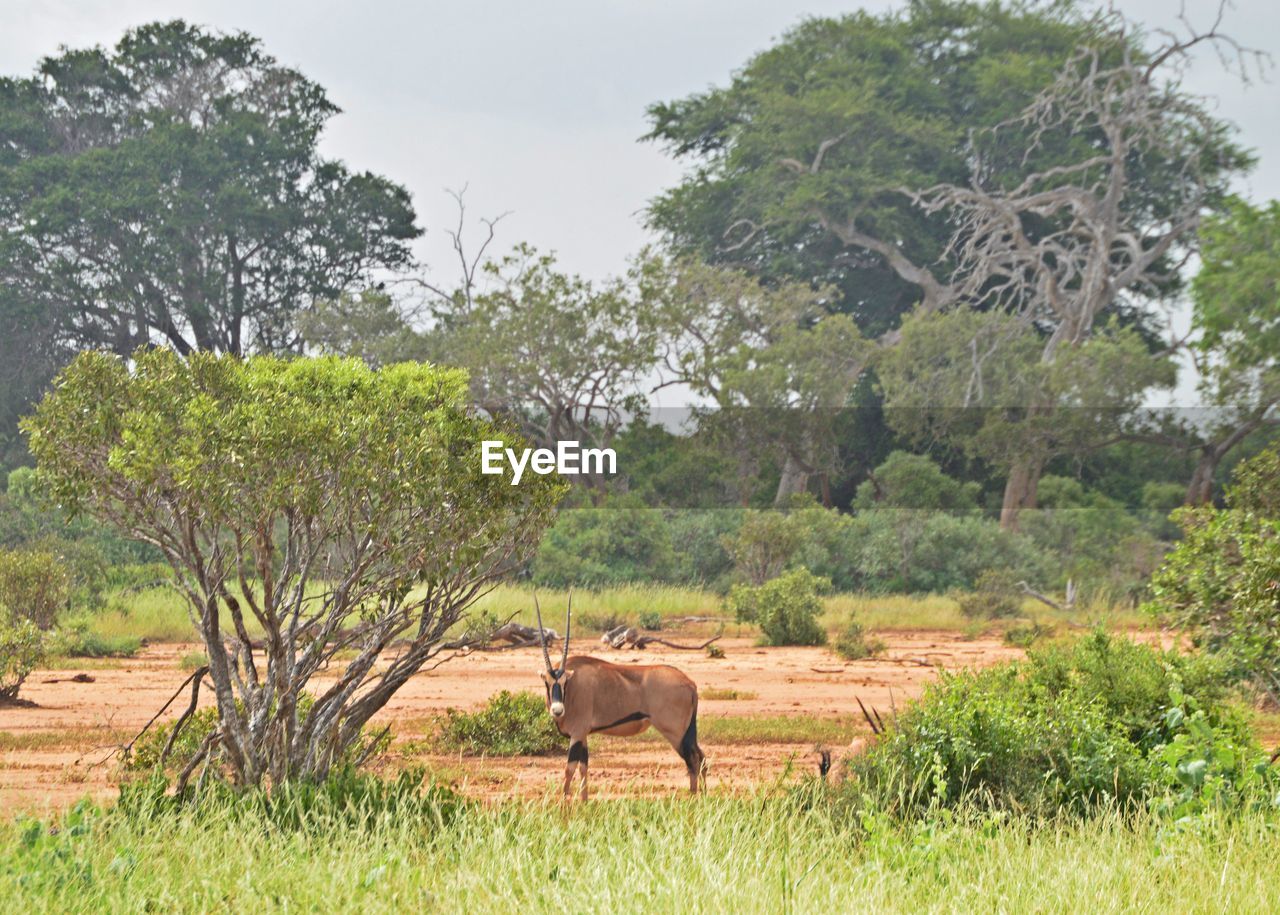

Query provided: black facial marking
[550,681,564,705]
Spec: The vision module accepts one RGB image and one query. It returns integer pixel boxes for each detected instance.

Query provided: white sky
[4,0,1278,406]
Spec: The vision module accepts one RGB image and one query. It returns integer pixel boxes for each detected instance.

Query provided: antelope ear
[560,669,575,684]
[538,670,553,684]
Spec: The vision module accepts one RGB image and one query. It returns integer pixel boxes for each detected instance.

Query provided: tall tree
[1179,197,1280,504]
[644,0,1121,334]
[647,2,1251,527]
[426,244,659,496]
[0,20,420,360]
[643,257,868,505]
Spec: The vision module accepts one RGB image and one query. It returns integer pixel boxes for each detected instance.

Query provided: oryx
[534,593,706,800]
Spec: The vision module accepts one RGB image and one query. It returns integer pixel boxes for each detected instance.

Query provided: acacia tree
[24,350,561,787]
[0,20,420,358]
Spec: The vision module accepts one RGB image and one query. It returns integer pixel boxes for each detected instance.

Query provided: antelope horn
[533,591,553,672]
[856,696,882,736]
[560,589,572,670]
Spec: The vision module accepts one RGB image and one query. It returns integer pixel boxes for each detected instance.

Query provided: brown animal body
[534,595,705,800]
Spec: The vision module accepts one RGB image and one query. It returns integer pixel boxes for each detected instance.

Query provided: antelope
[817,696,887,785]
[534,594,706,800]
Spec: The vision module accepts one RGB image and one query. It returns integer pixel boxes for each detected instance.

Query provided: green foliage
[298,289,431,368]
[0,20,418,363]
[833,617,884,661]
[435,690,564,757]
[0,547,69,629]
[1021,477,1165,596]
[728,567,828,647]
[845,631,1257,818]
[1146,443,1280,704]
[720,509,807,586]
[637,610,663,631]
[853,451,979,510]
[116,768,464,832]
[533,502,675,588]
[25,349,563,786]
[0,612,44,700]
[50,617,140,659]
[1003,621,1055,649]
[957,569,1023,620]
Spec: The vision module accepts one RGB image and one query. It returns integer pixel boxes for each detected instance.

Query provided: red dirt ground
[1,632,1023,811]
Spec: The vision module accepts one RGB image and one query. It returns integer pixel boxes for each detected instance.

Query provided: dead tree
[785,3,1263,529]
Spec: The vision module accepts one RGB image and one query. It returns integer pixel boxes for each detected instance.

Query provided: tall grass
[2,792,1276,913]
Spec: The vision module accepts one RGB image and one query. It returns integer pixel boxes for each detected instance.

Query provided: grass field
[79,580,1151,648]
[3,792,1276,913]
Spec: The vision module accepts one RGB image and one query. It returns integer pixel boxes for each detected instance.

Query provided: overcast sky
[4,0,1278,406]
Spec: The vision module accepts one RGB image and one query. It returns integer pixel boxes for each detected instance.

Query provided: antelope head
[534,591,574,720]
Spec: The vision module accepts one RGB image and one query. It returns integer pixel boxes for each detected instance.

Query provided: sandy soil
[1,632,1021,811]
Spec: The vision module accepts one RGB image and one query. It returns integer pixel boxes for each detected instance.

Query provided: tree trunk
[1184,451,1219,506]
[1000,455,1043,532]
[774,452,810,506]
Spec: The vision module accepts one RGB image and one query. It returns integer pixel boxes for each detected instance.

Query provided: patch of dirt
[0,632,1020,811]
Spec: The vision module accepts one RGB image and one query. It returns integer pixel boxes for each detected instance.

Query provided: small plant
[577,611,625,633]
[833,617,885,661]
[179,651,209,672]
[436,690,564,756]
[727,567,828,647]
[957,569,1023,619]
[706,644,725,659]
[701,687,756,701]
[637,609,663,631]
[1003,620,1056,649]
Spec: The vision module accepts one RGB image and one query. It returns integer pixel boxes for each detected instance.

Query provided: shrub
[833,617,885,660]
[0,547,69,630]
[847,511,1050,594]
[436,690,564,756]
[843,631,1254,819]
[727,567,828,646]
[706,644,725,659]
[0,613,44,701]
[117,767,464,831]
[637,610,663,631]
[50,616,140,658]
[1003,621,1055,649]
[957,569,1023,619]
[720,510,806,586]
[533,501,675,588]
[852,451,980,510]
[1145,443,1280,704]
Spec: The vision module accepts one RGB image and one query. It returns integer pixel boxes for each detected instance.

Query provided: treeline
[1,5,1277,553]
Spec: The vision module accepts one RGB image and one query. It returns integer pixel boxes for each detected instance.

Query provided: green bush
[50,616,140,658]
[1145,443,1280,704]
[957,569,1023,619]
[728,567,828,647]
[117,767,464,830]
[843,631,1259,819]
[1002,621,1055,649]
[852,451,980,511]
[0,613,45,701]
[0,547,69,630]
[532,501,676,588]
[638,610,663,630]
[436,690,564,756]
[833,617,884,660]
